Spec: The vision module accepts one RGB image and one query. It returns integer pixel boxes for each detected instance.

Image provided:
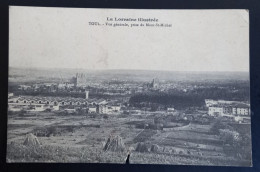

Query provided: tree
[103,114,109,119]
[219,129,241,146]
[210,118,233,135]
[210,118,225,134]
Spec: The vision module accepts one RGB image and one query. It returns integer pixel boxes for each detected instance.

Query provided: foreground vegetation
[6,109,251,166]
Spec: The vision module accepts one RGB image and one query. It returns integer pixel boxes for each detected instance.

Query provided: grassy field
[6,111,251,166]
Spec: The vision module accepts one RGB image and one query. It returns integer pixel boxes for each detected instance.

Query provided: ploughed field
[6,111,251,166]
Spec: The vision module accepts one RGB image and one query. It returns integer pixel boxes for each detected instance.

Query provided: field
[6,111,252,166]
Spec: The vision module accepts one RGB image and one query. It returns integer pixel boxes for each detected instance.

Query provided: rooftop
[210,103,250,108]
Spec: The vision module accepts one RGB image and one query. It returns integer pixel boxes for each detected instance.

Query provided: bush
[219,129,241,146]
[210,118,233,135]
[103,114,109,119]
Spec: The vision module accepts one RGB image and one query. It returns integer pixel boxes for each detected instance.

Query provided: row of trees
[129,86,249,108]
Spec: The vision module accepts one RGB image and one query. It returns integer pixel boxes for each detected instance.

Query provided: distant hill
[9,67,249,83]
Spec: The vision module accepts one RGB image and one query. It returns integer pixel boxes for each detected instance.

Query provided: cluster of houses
[8,92,121,114]
[205,99,250,117]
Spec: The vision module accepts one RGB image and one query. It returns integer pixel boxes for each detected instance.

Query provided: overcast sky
[9,7,249,72]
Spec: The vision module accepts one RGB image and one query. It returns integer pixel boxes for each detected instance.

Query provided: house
[98,104,120,114]
[8,93,14,98]
[167,108,175,113]
[64,108,76,114]
[88,106,97,113]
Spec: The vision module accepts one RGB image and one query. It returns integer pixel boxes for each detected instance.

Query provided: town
[8,72,250,123]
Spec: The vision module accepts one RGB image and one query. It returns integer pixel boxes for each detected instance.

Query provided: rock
[23,133,41,146]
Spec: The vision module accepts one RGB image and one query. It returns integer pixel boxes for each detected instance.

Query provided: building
[205,99,217,107]
[151,78,159,88]
[232,104,250,115]
[110,104,121,112]
[64,108,76,114]
[208,102,250,117]
[98,104,121,114]
[98,105,110,114]
[8,93,14,98]
[205,99,244,107]
[18,85,31,90]
[85,91,89,99]
[7,93,115,114]
[146,78,159,89]
[208,106,225,116]
[167,107,175,113]
[8,95,88,112]
[8,102,59,112]
[58,82,74,89]
[72,73,87,87]
[91,99,107,106]
[11,96,88,106]
[88,106,97,113]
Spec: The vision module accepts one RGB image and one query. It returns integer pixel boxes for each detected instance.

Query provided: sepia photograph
[7,7,251,166]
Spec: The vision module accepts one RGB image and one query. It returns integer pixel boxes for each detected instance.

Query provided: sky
[9,7,249,72]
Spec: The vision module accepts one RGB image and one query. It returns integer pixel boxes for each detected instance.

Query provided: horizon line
[9,66,249,73]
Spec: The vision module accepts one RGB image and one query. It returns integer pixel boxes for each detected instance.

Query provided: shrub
[103,114,109,119]
[210,118,233,135]
[219,129,241,146]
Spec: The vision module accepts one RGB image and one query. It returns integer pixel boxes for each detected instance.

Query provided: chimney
[85,91,89,99]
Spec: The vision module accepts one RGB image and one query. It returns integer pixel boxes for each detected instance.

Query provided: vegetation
[133,129,157,143]
[6,143,126,163]
[129,84,249,109]
[210,118,233,134]
[32,124,100,137]
[209,118,251,160]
